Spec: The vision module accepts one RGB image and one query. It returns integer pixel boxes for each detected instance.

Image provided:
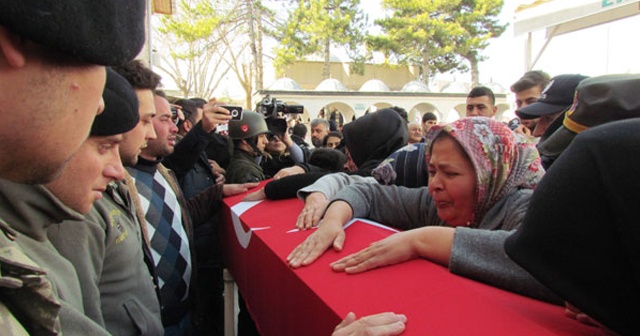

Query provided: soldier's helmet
[228,110,270,139]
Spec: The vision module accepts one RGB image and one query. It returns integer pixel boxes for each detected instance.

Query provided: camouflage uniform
[0,219,60,335]
[0,179,110,335]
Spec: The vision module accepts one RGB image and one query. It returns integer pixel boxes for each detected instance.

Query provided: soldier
[0,1,145,334]
[0,68,141,334]
[225,111,271,184]
[48,65,164,335]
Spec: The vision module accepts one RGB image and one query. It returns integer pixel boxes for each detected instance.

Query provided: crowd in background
[1,2,639,336]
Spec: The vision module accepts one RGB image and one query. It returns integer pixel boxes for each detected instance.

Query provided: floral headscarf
[424,117,544,226]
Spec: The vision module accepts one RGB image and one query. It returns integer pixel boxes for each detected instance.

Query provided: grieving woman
[288,118,559,302]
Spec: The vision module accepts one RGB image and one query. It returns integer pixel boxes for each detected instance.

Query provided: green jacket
[0,178,109,335]
[226,149,266,184]
[48,176,163,335]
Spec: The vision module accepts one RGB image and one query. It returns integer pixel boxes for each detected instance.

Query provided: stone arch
[407,102,439,124]
[495,103,512,122]
[319,101,355,125]
[447,104,466,122]
[362,102,393,118]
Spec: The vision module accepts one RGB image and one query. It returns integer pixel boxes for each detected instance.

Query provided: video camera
[256,95,304,119]
[257,95,304,136]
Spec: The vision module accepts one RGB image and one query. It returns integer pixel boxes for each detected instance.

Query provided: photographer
[262,118,306,177]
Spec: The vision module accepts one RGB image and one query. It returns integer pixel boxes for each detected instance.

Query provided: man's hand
[243,188,266,201]
[222,182,260,197]
[273,166,305,180]
[281,129,294,148]
[332,312,407,336]
[201,99,232,133]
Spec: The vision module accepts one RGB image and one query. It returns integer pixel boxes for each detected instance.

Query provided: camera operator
[262,118,306,177]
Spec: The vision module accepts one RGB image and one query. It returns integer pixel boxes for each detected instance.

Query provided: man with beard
[127,92,258,335]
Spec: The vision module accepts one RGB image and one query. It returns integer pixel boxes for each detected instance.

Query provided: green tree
[368,0,505,86]
[275,0,368,79]
[368,0,464,84]
[450,0,506,86]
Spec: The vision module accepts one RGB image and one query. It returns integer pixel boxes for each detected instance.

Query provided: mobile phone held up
[221,105,243,120]
[216,105,243,135]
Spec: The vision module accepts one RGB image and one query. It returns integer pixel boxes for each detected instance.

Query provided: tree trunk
[421,49,431,84]
[247,0,262,91]
[255,14,264,91]
[243,63,253,109]
[469,57,479,87]
[322,38,331,79]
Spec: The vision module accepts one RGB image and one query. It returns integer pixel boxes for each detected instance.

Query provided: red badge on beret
[242,124,249,132]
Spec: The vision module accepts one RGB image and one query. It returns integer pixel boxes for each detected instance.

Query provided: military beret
[538,74,640,157]
[91,68,139,136]
[0,1,146,66]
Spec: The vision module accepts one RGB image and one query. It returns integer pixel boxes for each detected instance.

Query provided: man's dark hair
[467,86,496,106]
[422,112,437,123]
[111,60,161,91]
[510,70,551,93]
[292,123,307,138]
[190,97,208,108]
[174,98,198,123]
[390,106,409,122]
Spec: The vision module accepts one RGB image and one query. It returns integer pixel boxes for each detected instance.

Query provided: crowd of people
[1,2,639,336]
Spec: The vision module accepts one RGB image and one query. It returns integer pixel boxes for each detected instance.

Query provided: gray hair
[310,118,330,129]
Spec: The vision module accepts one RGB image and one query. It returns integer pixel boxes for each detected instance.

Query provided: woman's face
[343,148,357,172]
[428,135,476,225]
[265,134,286,154]
[325,135,341,149]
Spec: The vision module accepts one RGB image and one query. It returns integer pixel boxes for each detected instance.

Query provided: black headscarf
[263,109,408,200]
[342,108,408,176]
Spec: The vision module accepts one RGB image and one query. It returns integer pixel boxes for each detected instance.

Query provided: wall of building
[281,61,422,91]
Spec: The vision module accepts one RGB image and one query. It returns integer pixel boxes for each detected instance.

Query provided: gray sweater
[309,176,561,304]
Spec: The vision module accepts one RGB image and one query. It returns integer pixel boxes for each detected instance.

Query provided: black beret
[91,68,139,136]
[0,1,146,66]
